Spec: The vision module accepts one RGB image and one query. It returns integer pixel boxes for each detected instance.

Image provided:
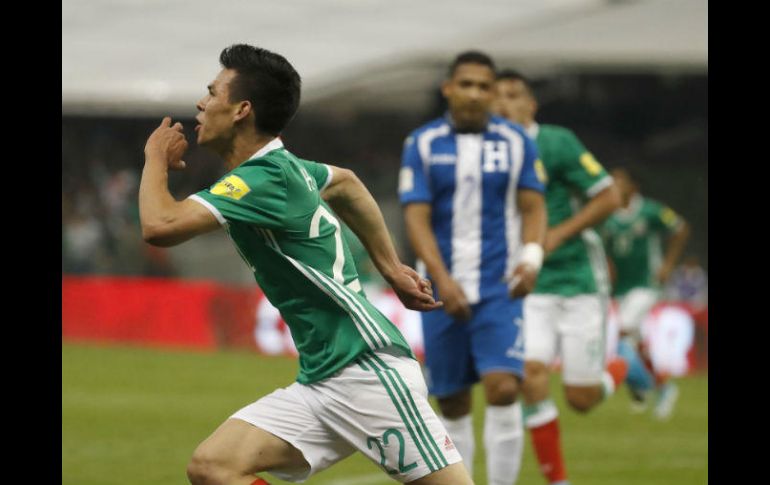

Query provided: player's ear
[234,100,252,122]
[441,79,452,99]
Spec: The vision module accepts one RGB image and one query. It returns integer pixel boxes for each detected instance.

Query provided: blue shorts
[421,297,524,398]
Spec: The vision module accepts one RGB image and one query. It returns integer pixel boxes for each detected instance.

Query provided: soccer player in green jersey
[492,70,628,485]
[139,44,472,485]
[602,167,690,418]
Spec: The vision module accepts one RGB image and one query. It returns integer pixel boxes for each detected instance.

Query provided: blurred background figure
[666,254,708,310]
[602,166,690,419]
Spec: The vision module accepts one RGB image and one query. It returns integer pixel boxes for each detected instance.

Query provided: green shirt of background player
[139,45,472,485]
[602,167,691,298]
[492,70,625,485]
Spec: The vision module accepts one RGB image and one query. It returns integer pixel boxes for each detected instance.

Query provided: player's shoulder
[488,115,530,139]
[539,123,579,141]
[406,117,451,144]
[235,150,289,182]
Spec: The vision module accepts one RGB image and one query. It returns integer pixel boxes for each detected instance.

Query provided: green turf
[63,342,707,485]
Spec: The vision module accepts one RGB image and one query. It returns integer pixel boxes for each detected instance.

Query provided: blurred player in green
[493,69,628,485]
[602,167,690,419]
[139,44,473,485]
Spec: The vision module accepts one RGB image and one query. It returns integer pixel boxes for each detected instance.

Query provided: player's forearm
[323,172,402,281]
[555,184,621,240]
[139,154,182,244]
[517,190,547,245]
[664,222,691,269]
[403,204,452,285]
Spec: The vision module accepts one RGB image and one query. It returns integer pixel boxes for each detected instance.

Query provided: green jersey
[602,194,683,296]
[530,123,613,297]
[191,139,413,384]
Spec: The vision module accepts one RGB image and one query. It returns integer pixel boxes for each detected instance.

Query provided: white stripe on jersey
[258,228,390,349]
[490,123,526,277]
[452,134,483,304]
[418,124,451,179]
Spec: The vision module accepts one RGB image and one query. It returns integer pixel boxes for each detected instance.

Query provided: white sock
[484,402,524,485]
[441,414,475,475]
[601,370,616,399]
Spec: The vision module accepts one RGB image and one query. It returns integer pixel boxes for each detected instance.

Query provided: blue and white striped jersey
[399,114,545,303]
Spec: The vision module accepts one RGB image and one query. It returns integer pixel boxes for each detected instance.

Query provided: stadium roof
[62,0,707,116]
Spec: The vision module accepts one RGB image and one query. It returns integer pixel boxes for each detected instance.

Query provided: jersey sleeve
[559,129,613,198]
[398,133,431,204]
[649,200,684,233]
[297,158,333,191]
[517,133,546,192]
[189,162,287,229]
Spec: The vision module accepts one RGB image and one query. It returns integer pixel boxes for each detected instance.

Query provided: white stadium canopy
[62,0,707,116]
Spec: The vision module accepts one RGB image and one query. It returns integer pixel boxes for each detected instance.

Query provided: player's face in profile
[442,63,496,131]
[492,79,534,125]
[195,68,240,148]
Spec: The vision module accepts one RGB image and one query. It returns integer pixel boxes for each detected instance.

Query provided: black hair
[448,51,496,77]
[219,44,302,136]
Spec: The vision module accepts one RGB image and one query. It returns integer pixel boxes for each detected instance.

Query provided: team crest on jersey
[633,220,648,235]
[534,159,548,183]
[579,152,602,176]
[211,175,251,200]
[482,141,509,172]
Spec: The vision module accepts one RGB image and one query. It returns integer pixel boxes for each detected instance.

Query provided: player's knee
[564,387,599,414]
[438,390,472,418]
[483,376,519,406]
[187,450,233,485]
[522,361,549,399]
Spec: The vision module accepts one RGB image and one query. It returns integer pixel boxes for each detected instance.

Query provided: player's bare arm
[321,165,442,312]
[509,188,547,298]
[403,203,472,321]
[544,183,621,254]
[658,218,691,283]
[140,117,221,247]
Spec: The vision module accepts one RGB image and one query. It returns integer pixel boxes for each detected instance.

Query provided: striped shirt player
[399,114,545,397]
[189,138,463,482]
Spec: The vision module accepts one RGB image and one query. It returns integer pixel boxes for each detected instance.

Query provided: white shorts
[524,294,608,385]
[618,288,660,334]
[231,349,462,483]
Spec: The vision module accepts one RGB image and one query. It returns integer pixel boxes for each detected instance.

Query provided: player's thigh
[469,298,524,404]
[559,294,606,385]
[523,294,561,365]
[190,418,307,478]
[407,462,474,485]
[224,384,355,482]
[314,350,464,483]
[619,288,659,333]
[421,309,476,398]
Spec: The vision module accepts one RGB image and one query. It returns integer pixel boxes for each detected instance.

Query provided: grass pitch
[63,342,707,485]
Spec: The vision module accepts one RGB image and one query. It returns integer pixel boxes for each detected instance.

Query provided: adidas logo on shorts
[444,435,455,451]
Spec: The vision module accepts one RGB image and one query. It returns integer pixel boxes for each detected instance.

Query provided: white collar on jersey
[248,137,284,161]
[526,122,540,139]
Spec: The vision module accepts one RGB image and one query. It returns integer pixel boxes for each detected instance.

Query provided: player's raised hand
[390,264,443,312]
[145,116,188,170]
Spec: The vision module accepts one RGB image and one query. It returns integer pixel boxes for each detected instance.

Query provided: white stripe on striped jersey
[489,123,526,277]
[258,228,389,349]
[452,134,483,304]
[417,124,451,180]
